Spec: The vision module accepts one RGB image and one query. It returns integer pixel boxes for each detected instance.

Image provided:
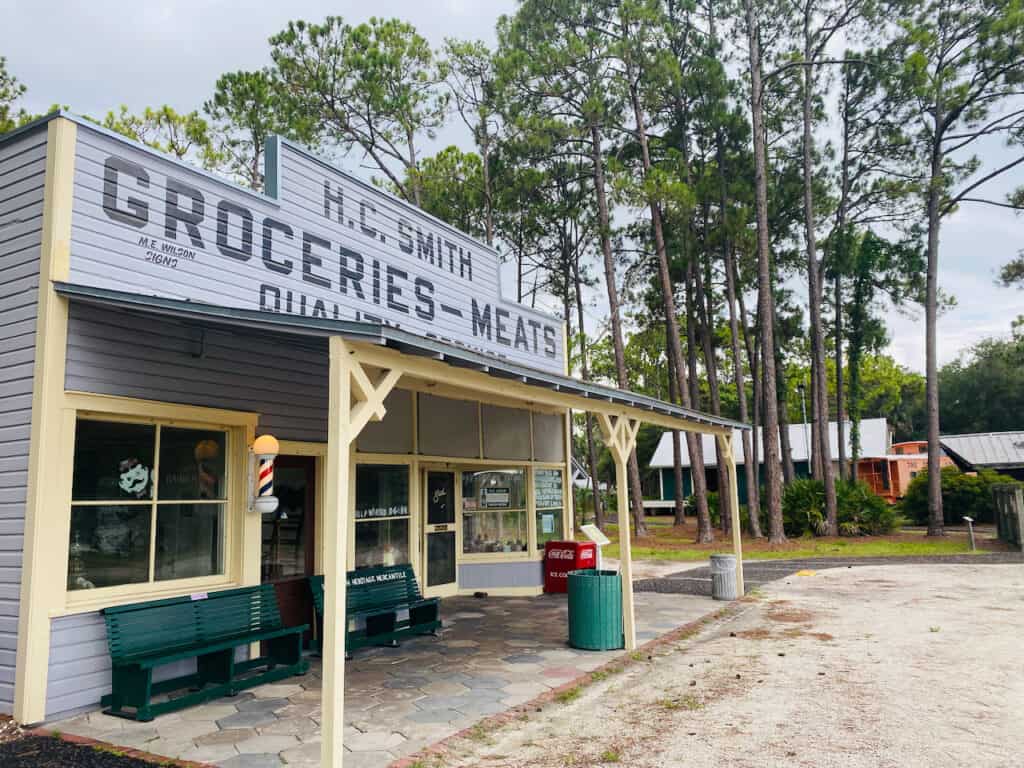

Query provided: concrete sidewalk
[54,591,718,768]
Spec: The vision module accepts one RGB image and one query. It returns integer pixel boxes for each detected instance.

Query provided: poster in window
[534,469,563,508]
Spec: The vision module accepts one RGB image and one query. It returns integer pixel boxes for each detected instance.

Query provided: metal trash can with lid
[567,569,623,651]
[710,553,738,600]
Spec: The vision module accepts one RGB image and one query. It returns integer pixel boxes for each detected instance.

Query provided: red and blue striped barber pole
[258,457,274,499]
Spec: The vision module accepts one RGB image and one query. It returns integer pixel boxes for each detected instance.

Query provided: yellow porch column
[322,336,352,768]
[717,433,745,596]
[597,412,640,651]
[322,338,402,768]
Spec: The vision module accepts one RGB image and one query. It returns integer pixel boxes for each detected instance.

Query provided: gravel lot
[433,564,1024,768]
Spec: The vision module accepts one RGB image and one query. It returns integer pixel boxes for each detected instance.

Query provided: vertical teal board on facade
[0,125,48,712]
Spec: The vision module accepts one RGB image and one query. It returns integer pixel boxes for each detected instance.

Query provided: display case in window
[462,469,528,554]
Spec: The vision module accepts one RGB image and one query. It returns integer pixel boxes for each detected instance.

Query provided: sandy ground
[433,564,1024,768]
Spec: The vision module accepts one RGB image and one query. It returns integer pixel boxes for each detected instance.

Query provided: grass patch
[600,749,621,762]
[556,686,582,704]
[601,520,994,562]
[660,693,703,711]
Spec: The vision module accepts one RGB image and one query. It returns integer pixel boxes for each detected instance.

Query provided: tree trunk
[480,129,494,247]
[800,13,838,535]
[776,347,797,485]
[588,124,647,537]
[694,226,730,533]
[725,246,761,536]
[737,269,763,527]
[834,273,847,481]
[666,332,687,526]
[684,262,714,542]
[745,0,785,543]
[925,127,944,536]
[572,250,604,528]
[624,71,711,543]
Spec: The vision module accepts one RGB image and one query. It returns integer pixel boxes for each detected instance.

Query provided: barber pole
[258,457,274,498]
[251,434,281,516]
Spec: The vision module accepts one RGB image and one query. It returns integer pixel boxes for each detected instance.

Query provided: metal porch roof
[54,282,749,433]
[940,432,1024,470]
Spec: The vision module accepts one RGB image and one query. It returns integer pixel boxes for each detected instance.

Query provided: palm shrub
[783,478,900,537]
[782,479,826,537]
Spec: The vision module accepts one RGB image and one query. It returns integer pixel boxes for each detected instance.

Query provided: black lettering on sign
[471,300,492,340]
[398,219,414,254]
[259,284,281,311]
[360,200,376,238]
[514,316,529,351]
[445,239,458,273]
[302,232,331,288]
[414,277,434,321]
[103,156,150,228]
[495,308,511,346]
[216,201,253,261]
[416,229,434,265]
[338,246,365,300]
[460,247,472,281]
[164,179,205,248]
[528,319,541,353]
[544,325,557,358]
[386,266,409,314]
[261,218,294,275]
[371,259,381,305]
[323,181,344,223]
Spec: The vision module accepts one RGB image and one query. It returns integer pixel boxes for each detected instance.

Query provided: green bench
[101,583,309,721]
[310,564,441,656]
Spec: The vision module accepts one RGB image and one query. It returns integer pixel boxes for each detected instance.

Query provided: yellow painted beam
[14,118,77,725]
[350,343,732,438]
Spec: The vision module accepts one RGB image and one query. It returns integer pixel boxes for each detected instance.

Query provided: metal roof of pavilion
[939,432,1024,471]
[55,282,749,433]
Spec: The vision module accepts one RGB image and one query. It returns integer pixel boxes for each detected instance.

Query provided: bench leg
[267,632,303,669]
[105,665,153,721]
[197,649,235,693]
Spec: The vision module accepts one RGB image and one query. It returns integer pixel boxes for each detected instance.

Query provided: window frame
[61,393,257,614]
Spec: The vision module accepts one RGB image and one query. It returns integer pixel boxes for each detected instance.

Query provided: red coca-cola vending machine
[544,540,597,593]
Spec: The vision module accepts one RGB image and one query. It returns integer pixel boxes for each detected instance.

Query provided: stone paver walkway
[55,592,714,767]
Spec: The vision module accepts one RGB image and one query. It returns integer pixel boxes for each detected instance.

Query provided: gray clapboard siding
[458,561,544,590]
[0,126,48,713]
[65,301,330,442]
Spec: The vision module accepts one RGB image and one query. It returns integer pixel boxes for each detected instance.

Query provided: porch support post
[597,412,640,651]
[322,336,352,768]
[322,338,403,768]
[717,432,745,596]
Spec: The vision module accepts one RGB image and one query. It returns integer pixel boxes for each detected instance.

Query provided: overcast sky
[5,0,1021,374]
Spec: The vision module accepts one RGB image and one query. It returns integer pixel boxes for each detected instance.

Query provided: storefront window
[462,469,528,554]
[354,465,410,568]
[68,418,229,591]
[534,469,564,549]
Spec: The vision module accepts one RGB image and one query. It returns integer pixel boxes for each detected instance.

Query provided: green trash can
[567,569,623,651]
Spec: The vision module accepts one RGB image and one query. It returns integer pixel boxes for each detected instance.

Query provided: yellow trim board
[14,117,76,725]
